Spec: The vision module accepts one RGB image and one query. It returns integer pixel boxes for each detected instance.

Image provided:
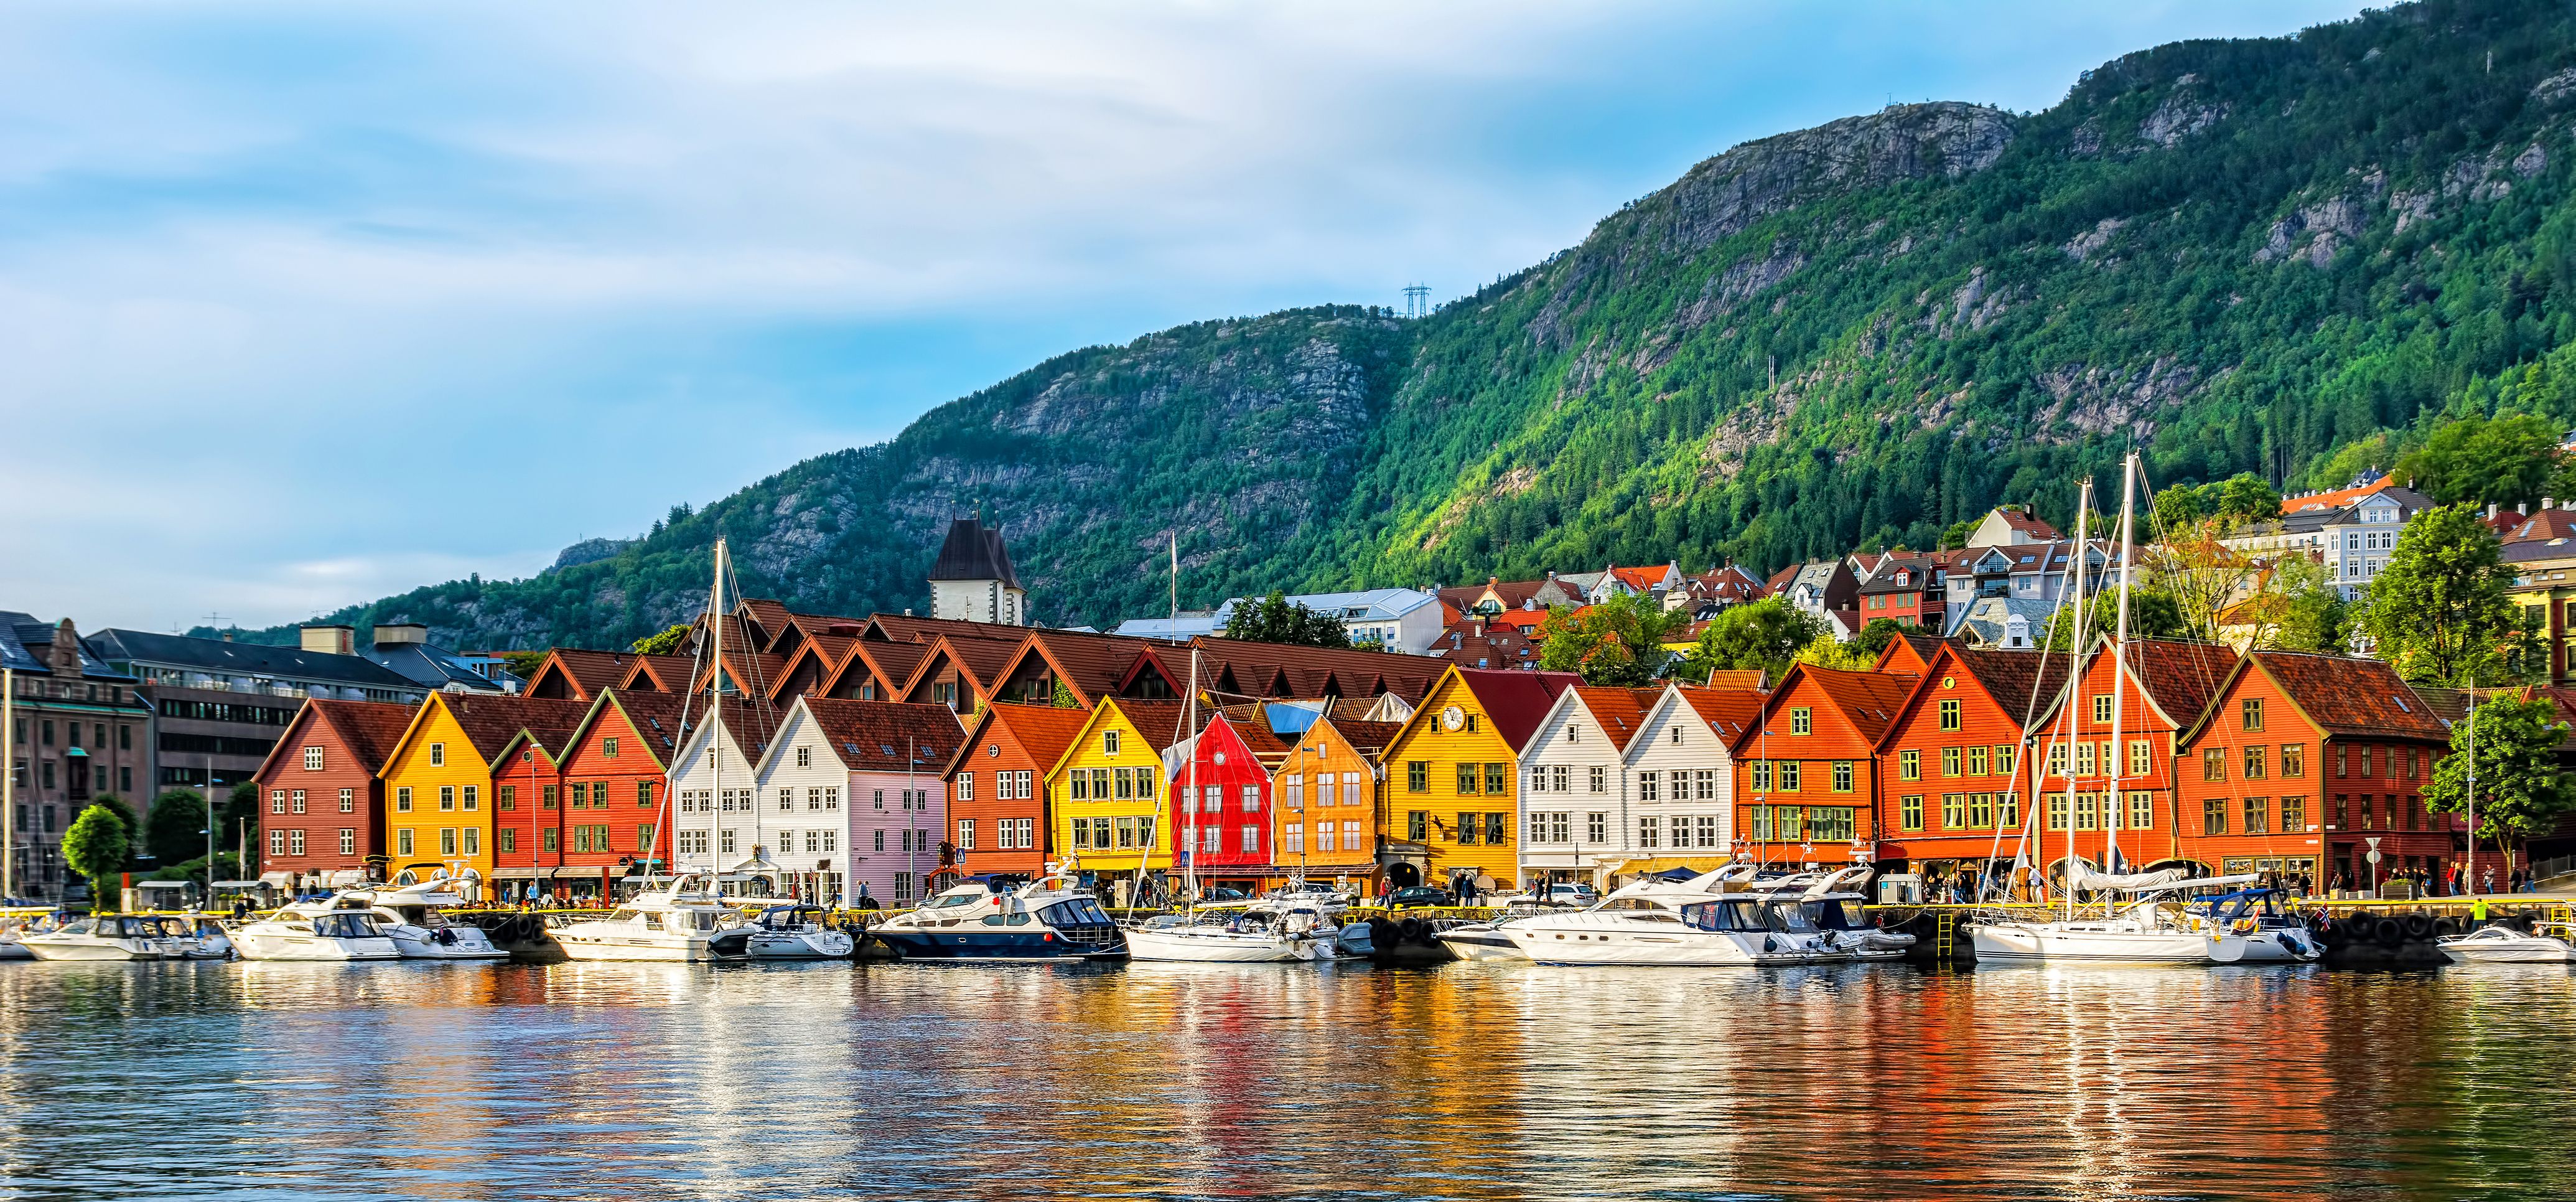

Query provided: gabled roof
[1875,632,1952,674]
[943,702,1094,779]
[1188,636,1450,705]
[1314,716,1406,757]
[2111,638,2239,731]
[411,693,594,769]
[1994,507,2061,539]
[614,653,698,692]
[2178,650,2445,744]
[1671,686,1768,745]
[786,696,967,774]
[1561,686,1664,751]
[998,629,1163,708]
[556,688,690,769]
[1607,565,1671,593]
[1735,664,1918,754]
[695,647,791,700]
[1703,669,1768,690]
[735,598,797,650]
[1890,644,2071,744]
[524,649,643,701]
[2503,508,2576,544]
[928,517,1020,587]
[1444,667,1583,751]
[669,694,790,765]
[901,632,1032,702]
[253,697,417,781]
[860,613,1023,644]
[821,638,933,699]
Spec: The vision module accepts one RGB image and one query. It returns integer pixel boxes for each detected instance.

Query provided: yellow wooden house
[1045,697,1187,883]
[378,693,590,895]
[1375,667,1579,895]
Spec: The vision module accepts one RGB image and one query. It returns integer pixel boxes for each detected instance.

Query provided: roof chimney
[301,624,355,656]
[372,622,429,646]
[2488,504,2499,519]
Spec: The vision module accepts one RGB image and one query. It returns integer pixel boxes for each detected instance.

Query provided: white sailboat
[1124,647,1312,964]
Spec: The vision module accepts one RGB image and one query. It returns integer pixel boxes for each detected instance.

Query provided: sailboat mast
[2106,453,2137,878]
[2063,482,2091,923]
[710,537,727,884]
[1185,648,1200,908]
[2466,678,2478,896]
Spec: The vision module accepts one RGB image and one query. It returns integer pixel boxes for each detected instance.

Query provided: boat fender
[2277,932,2307,959]
[2432,917,2462,939]
[1397,917,1424,944]
[1763,936,1778,954]
[2373,917,2405,948]
[2401,914,2433,941]
[433,927,457,946]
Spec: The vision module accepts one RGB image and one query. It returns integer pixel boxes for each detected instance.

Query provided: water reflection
[0,959,2571,1200]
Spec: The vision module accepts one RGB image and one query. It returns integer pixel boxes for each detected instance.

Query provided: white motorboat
[1503,861,1878,967]
[233,911,402,962]
[556,873,747,962]
[874,873,1126,960]
[1739,866,1915,962]
[169,914,236,960]
[1127,900,1336,964]
[283,870,508,961]
[0,911,67,960]
[709,904,854,960]
[2438,923,2576,964]
[1436,914,1534,962]
[19,914,187,961]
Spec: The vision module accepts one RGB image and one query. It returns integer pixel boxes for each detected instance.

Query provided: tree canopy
[2423,693,2576,872]
[1221,593,1352,649]
[62,805,131,906]
[2392,413,2567,508]
[631,624,691,656]
[144,791,211,866]
[1677,598,1822,683]
[2359,504,2542,685]
[1535,592,1688,685]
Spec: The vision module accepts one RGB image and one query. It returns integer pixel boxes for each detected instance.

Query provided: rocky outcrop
[546,537,634,574]
[1644,103,2016,260]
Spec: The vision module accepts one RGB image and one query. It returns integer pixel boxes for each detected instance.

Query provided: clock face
[1441,706,1466,731]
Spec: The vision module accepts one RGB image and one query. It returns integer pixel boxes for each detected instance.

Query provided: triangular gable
[2172,654,2267,748]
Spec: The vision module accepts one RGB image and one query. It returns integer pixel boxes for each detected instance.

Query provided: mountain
[225,0,2576,650]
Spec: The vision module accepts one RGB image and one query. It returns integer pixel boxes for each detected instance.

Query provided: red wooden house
[543,688,689,899]
[1872,644,2069,880]
[2027,637,2235,873]
[250,698,417,889]
[1169,711,1292,892]
[2175,650,2456,893]
[1727,664,1918,868]
[943,702,1092,878]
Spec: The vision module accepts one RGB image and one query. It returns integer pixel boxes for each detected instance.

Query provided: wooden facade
[1872,644,2065,874]
[1728,664,1917,868]
[945,703,1091,879]
[248,698,414,886]
[1272,713,1402,888]
[1376,667,1577,894]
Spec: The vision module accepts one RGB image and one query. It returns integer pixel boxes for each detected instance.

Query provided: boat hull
[21,937,166,962]
[387,928,510,961]
[1436,928,1530,963]
[235,932,401,962]
[1505,926,1765,967]
[2438,934,2576,964]
[1124,927,1306,963]
[874,927,1124,960]
[1969,923,2213,964]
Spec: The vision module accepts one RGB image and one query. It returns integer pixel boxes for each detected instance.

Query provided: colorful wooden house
[757,695,964,906]
[522,649,650,702]
[2025,637,2235,875]
[249,698,416,890]
[1048,697,1185,890]
[490,722,566,890]
[1726,663,1917,870]
[1165,710,1292,894]
[530,688,687,901]
[1871,644,2069,881]
[2174,650,2454,892]
[663,696,785,883]
[1515,685,1661,886]
[1376,667,1578,895]
[378,693,590,896]
[1271,711,1404,891]
[945,702,1093,879]
[1615,683,1768,880]
[898,632,1030,711]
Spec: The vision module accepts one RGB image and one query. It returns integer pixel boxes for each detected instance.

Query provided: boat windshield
[926,892,984,909]
[1679,901,1768,932]
[312,914,380,939]
[1767,903,1819,932]
[1804,899,1861,930]
[1037,899,1113,929]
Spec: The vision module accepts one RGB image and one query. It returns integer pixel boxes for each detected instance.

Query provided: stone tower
[927,515,1027,626]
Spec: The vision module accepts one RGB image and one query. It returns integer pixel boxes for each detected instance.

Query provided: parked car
[1385,886,1457,910]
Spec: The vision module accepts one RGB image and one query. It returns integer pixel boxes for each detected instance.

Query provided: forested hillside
[229,0,2576,649]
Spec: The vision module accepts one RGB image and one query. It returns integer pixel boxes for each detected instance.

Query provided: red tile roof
[1674,687,1768,743]
[1940,646,2073,733]
[615,653,698,692]
[1190,637,1450,705]
[582,688,691,764]
[2503,508,2576,544]
[527,649,640,701]
[2190,651,2447,743]
[1318,716,1406,756]
[434,693,595,764]
[1454,668,1582,750]
[1994,506,2061,539]
[1750,664,1919,751]
[2116,638,2239,730]
[948,702,1095,777]
[1567,686,1664,751]
[1608,565,1669,592]
[1702,669,1768,691]
[796,697,969,773]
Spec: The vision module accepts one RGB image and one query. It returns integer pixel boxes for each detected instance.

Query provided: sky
[0,0,2371,634]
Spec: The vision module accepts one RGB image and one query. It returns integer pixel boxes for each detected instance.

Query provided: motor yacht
[873,874,1124,960]
[1742,866,1916,962]
[1435,914,1533,962]
[2175,885,2323,963]
[709,904,853,960]
[172,914,236,960]
[233,910,402,961]
[2438,922,2576,964]
[0,911,66,960]
[19,914,189,961]
[1501,863,1850,967]
[555,873,747,962]
[282,870,508,961]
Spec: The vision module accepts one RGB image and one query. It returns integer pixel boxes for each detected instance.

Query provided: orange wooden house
[1727,663,1918,868]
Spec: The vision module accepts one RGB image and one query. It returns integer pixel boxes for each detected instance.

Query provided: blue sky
[0,1,2368,632]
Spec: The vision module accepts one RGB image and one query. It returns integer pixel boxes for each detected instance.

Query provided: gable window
[2241,699,2264,732]
[2093,695,2112,724]
[796,746,811,768]
[1104,730,1121,756]
[1938,700,1961,731]
[1790,708,1812,736]
[603,737,620,759]
[303,746,324,771]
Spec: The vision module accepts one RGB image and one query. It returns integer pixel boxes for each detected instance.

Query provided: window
[795,746,811,769]
[339,788,354,814]
[778,788,795,812]
[1486,763,1508,795]
[1750,761,1771,791]
[464,786,478,812]
[1997,745,2017,776]
[2203,797,2228,835]
[2047,743,2067,777]
[1777,761,1800,792]
[2243,797,2270,835]
[1807,807,1855,842]
[1241,826,1259,853]
[1589,765,1607,794]
[1968,746,1991,777]
[1940,793,1965,829]
[956,773,976,801]
[2074,792,2098,831]
[1894,749,1918,781]
[1938,699,1962,731]
[1790,708,1813,735]
[438,786,456,812]
[1638,815,1660,848]
[2281,796,2306,832]
[1967,792,1995,829]
[1549,765,1570,793]
[2203,749,2225,782]
[427,742,444,768]
[498,786,516,812]
[2046,792,2068,831]
[1407,811,1427,841]
[397,829,415,857]
[1586,812,1606,843]
[2093,695,2112,724]
[2242,746,2266,780]
[2074,743,2096,777]
[339,829,356,856]
[497,828,516,854]
[603,737,620,759]
[1901,795,1925,831]
[291,790,306,814]
[1941,748,1961,777]
[1455,763,1478,794]
[1486,812,1507,845]
[1104,730,1121,756]
[396,787,413,813]
[439,827,458,856]
[1832,761,1854,792]
[1067,820,1086,851]
[271,790,286,815]
[303,746,324,771]
[1693,769,1715,801]
[268,829,285,857]
[1407,761,1427,792]
[958,819,976,850]
[2241,699,2264,732]
[1455,813,1479,845]
[2335,744,2349,778]
[1639,771,1659,802]
[721,829,737,855]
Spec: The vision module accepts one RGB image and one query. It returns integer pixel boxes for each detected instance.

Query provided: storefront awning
[256,871,295,886]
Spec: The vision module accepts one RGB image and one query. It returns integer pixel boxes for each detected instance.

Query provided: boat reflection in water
[3,957,2575,1198]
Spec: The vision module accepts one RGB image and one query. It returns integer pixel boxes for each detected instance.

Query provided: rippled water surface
[3,959,2572,1200]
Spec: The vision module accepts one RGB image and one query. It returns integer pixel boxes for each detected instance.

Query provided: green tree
[144,791,212,866]
[631,624,691,656]
[1221,592,1351,648]
[2394,413,2567,508]
[1678,598,1822,682]
[1794,634,1875,670]
[83,795,138,868]
[2151,484,2206,532]
[1852,618,1916,658]
[1535,592,1687,685]
[2423,693,2576,880]
[62,804,131,910]
[500,650,550,681]
[1050,679,1081,708]
[2041,589,2189,649]
[2272,557,2355,654]
[2359,504,2543,685]
[1937,520,1973,551]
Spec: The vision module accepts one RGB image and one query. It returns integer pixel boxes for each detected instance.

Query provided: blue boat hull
[874,928,1126,960]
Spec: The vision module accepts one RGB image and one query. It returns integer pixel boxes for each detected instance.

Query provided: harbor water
[4,960,2573,1200]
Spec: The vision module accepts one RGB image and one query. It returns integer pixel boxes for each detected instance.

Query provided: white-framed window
[1315,824,1333,852]
[462,828,478,856]
[439,828,458,856]
[1590,766,1607,794]
[338,788,355,814]
[956,773,975,801]
[1286,824,1304,854]
[303,746,324,771]
[821,829,836,853]
[288,829,306,855]
[1241,826,1259,853]
[338,829,355,856]
[271,789,286,815]
[291,790,306,814]
[439,786,456,812]
[268,829,284,855]
[397,829,416,857]
[824,787,839,810]
[957,819,976,850]
[1200,827,1220,853]
[778,788,794,812]
[721,829,737,855]
[463,786,478,812]
[796,746,811,768]
[428,743,445,768]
